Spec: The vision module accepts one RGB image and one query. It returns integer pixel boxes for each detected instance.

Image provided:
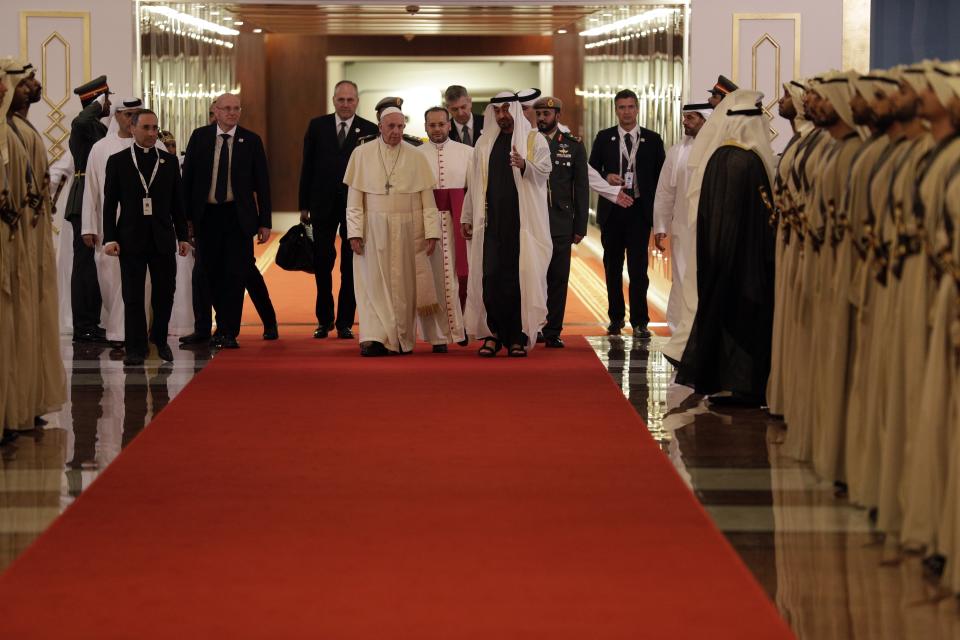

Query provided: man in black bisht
[65,75,112,342]
[676,90,777,406]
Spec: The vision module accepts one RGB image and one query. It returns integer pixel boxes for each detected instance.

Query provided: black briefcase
[275,223,315,274]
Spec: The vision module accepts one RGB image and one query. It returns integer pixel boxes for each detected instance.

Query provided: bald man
[182,92,272,349]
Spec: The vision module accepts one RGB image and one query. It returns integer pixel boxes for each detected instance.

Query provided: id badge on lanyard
[620,134,639,192]
[130,145,159,216]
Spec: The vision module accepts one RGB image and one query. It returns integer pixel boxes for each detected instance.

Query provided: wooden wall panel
[236,33,268,149]
[326,35,551,57]
[265,34,328,212]
[551,32,585,139]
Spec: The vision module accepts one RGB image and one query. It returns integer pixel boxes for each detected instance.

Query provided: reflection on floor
[2,334,959,638]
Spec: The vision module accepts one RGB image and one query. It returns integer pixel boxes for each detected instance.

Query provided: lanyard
[129,144,160,197]
[619,129,640,175]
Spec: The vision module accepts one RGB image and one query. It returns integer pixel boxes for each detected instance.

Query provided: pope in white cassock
[81,98,182,344]
[344,107,441,357]
[652,102,712,337]
[415,106,472,351]
[461,91,552,357]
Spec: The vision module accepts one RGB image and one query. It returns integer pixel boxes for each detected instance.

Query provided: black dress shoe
[34,416,48,427]
[73,330,108,344]
[108,340,124,349]
[262,324,279,340]
[313,326,329,339]
[221,336,240,349]
[432,344,448,353]
[179,332,211,345]
[457,336,470,347]
[337,327,355,340]
[606,320,625,336]
[536,332,545,344]
[209,334,224,348]
[123,353,145,367]
[632,326,652,339]
[155,343,174,362]
[360,341,388,357]
[544,336,565,348]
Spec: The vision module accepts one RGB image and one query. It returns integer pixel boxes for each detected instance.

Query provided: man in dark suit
[444,85,484,147]
[534,96,589,349]
[102,110,190,366]
[182,92,272,349]
[588,89,665,338]
[298,79,378,339]
[65,75,112,343]
[181,102,278,345]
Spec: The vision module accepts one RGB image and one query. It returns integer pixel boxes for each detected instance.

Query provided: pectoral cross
[385,180,392,194]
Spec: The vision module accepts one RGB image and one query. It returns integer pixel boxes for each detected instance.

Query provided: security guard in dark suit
[357,97,424,147]
[534,96,588,348]
[65,75,112,342]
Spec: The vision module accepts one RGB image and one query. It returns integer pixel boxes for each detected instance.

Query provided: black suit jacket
[588,125,665,227]
[298,114,378,217]
[448,113,484,147]
[102,146,188,254]
[181,124,271,237]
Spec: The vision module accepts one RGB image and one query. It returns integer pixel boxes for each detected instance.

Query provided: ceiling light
[253,28,263,33]
[143,6,240,36]
[602,13,613,17]
[588,17,599,22]
[210,10,219,16]
[234,21,244,25]
[557,29,567,34]
[579,8,677,37]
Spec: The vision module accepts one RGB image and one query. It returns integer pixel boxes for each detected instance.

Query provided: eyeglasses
[218,106,242,113]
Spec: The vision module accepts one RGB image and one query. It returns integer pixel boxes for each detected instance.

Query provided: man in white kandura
[415,106,472,352]
[344,107,441,357]
[653,102,712,338]
[461,91,552,357]
[81,98,176,346]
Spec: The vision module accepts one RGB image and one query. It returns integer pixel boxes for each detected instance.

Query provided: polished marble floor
[2,333,959,638]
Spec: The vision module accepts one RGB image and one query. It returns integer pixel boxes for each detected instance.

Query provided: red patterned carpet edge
[0,337,793,638]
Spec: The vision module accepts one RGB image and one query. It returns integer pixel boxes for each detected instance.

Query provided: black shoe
[221,336,239,349]
[0,429,19,447]
[607,320,625,336]
[313,326,329,339]
[34,416,48,427]
[73,330,108,344]
[360,341,388,357]
[155,343,174,362]
[108,340,124,349]
[179,332,211,345]
[337,327,355,340]
[707,393,762,408]
[632,326,652,339]
[544,336,565,348]
[209,334,224,348]
[123,353,145,367]
[536,332,545,344]
[457,336,470,347]
[432,344,448,353]
[262,324,279,340]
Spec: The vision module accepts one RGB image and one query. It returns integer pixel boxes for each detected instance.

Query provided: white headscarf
[481,90,536,158]
[0,57,14,166]
[926,61,960,109]
[813,70,866,138]
[710,89,777,182]
[684,87,740,225]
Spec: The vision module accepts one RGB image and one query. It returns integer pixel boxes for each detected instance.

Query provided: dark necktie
[337,122,347,149]
[462,125,472,147]
[623,132,633,175]
[215,133,230,203]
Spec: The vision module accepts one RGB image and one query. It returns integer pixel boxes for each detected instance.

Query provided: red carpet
[0,337,792,638]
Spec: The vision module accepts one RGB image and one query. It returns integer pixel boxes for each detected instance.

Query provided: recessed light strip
[579,8,678,38]
[143,6,240,36]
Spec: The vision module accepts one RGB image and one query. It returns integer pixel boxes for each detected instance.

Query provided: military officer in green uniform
[357,96,424,147]
[534,96,588,348]
[65,75,112,342]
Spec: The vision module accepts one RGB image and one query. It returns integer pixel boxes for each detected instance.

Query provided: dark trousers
[544,236,572,337]
[191,240,276,335]
[601,211,651,327]
[198,203,252,339]
[69,216,102,332]
[311,211,355,330]
[119,244,176,356]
